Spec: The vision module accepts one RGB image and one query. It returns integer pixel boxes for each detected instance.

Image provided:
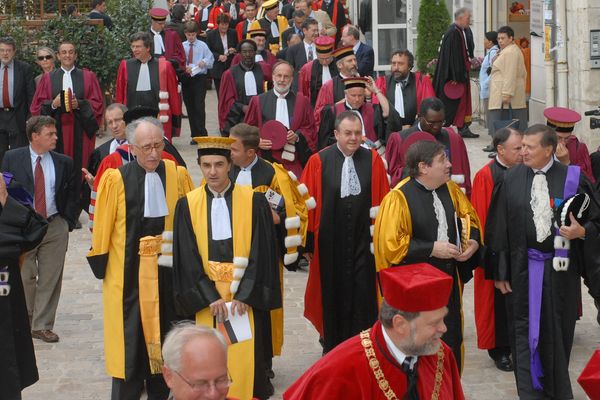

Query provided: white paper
[225,302,252,343]
[189,64,201,77]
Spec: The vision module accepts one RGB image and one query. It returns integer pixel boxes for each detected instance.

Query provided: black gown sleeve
[577,176,600,301]
[0,196,48,259]
[234,193,283,311]
[488,175,511,282]
[317,105,336,150]
[172,196,222,316]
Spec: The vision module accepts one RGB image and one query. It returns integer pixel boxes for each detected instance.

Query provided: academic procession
[2,1,600,400]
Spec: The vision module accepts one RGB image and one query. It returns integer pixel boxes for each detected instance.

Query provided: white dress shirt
[236,155,259,186]
[304,41,315,61]
[30,146,58,217]
[381,324,418,369]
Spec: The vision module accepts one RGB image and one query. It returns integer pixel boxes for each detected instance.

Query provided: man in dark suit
[285,17,318,71]
[88,0,113,30]
[341,24,374,77]
[0,36,36,165]
[207,13,239,96]
[281,9,306,49]
[1,115,78,343]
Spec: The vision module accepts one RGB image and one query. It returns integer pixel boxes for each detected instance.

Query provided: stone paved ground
[22,90,600,400]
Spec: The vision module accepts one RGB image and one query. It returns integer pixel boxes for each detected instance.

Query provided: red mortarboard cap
[443,81,465,100]
[400,131,436,155]
[315,36,335,54]
[149,7,169,20]
[332,46,355,62]
[380,264,453,312]
[578,350,600,400]
[544,106,581,132]
[248,28,268,38]
[342,76,368,90]
[260,120,288,150]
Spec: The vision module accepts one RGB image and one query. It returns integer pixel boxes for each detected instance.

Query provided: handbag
[493,103,520,133]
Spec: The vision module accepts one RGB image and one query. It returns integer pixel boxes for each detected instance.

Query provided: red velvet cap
[578,349,600,400]
[544,106,581,132]
[315,36,335,54]
[380,264,453,312]
[260,120,288,150]
[443,81,465,100]
[149,7,169,20]
[400,131,436,155]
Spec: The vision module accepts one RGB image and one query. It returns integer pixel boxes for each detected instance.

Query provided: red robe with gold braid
[301,146,389,346]
[283,321,465,400]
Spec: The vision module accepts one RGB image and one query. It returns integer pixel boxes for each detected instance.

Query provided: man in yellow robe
[172,136,281,400]
[373,139,481,374]
[87,117,194,399]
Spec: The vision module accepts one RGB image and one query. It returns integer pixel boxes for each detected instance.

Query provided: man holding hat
[313,45,359,126]
[250,0,289,55]
[374,139,481,373]
[317,76,390,151]
[301,110,389,353]
[172,136,282,399]
[297,35,338,108]
[87,117,193,400]
[284,263,465,399]
[218,40,269,136]
[545,106,594,182]
[245,60,316,176]
[148,7,186,71]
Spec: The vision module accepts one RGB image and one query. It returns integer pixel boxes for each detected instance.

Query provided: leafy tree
[416,0,451,76]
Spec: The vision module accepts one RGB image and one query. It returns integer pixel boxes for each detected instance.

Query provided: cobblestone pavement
[22,90,600,399]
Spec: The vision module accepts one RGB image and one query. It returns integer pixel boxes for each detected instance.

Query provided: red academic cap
[578,350,600,399]
[544,106,581,133]
[443,81,465,100]
[260,120,288,150]
[315,36,335,54]
[400,131,436,155]
[149,7,169,21]
[379,264,453,313]
[332,46,355,62]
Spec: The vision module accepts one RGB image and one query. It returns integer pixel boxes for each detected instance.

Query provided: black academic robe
[298,60,338,108]
[492,162,600,399]
[384,73,418,129]
[0,196,47,399]
[313,75,350,127]
[318,101,385,150]
[172,185,281,399]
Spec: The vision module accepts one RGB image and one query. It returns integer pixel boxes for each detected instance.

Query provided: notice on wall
[530,0,544,36]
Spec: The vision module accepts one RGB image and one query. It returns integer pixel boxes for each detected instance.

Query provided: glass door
[372,0,414,73]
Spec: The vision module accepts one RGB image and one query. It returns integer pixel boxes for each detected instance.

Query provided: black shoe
[494,354,514,372]
[488,152,497,159]
[265,380,275,397]
[297,258,309,271]
[266,368,275,379]
[459,127,480,138]
[483,144,495,152]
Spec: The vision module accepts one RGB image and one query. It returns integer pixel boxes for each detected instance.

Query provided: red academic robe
[386,127,472,196]
[115,57,182,140]
[313,76,345,128]
[298,60,338,109]
[283,321,465,400]
[566,135,594,183]
[31,68,104,183]
[373,72,435,114]
[159,28,186,71]
[87,144,177,231]
[244,90,316,177]
[301,147,389,338]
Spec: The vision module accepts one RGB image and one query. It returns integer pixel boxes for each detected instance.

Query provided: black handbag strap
[500,102,513,119]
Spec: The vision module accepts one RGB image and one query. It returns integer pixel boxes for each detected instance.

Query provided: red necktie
[34,156,47,218]
[2,65,10,108]
[188,43,194,65]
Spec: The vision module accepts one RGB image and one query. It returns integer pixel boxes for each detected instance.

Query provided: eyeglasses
[174,370,232,392]
[37,55,54,61]
[133,141,165,154]
[423,118,446,127]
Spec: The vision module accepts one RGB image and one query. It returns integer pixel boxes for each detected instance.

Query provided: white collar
[336,143,355,158]
[495,155,509,168]
[208,181,232,198]
[352,41,360,53]
[61,66,75,74]
[381,325,418,368]
[151,28,162,35]
[29,146,48,159]
[241,155,259,171]
[275,90,289,98]
[533,158,554,174]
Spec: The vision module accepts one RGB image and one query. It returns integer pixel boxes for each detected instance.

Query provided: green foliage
[0,19,36,66]
[416,0,451,76]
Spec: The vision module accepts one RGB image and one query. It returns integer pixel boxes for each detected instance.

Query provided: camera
[584,109,600,129]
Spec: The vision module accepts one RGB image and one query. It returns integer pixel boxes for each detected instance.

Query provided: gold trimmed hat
[149,7,169,21]
[194,137,236,158]
[332,45,355,62]
[248,28,268,38]
[342,77,368,90]
[262,0,279,11]
[544,106,581,133]
[315,36,335,54]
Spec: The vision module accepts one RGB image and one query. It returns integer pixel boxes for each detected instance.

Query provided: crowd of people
[2,1,600,400]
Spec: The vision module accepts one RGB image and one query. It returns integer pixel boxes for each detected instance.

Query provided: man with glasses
[87,117,193,400]
[386,97,472,196]
[162,323,232,400]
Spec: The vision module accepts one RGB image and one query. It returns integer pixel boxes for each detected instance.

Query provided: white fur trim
[460,187,466,194]
[451,174,465,185]
[158,103,170,111]
[285,216,301,230]
[370,242,374,254]
[297,183,309,196]
[177,84,182,93]
[283,143,296,153]
[305,197,316,210]
[382,158,388,170]
[159,115,169,123]
[554,236,570,250]
[88,205,95,214]
[282,151,295,162]
[285,234,303,248]
[553,257,570,272]
[374,140,382,149]
[377,147,386,156]
[162,231,173,241]
[284,252,299,265]
[159,91,169,100]
[233,268,246,279]
[161,243,173,254]
[288,171,298,181]
[230,280,241,294]
[387,174,391,185]
[88,220,94,229]
[90,191,97,200]
[369,206,380,220]
[370,224,375,237]
[233,257,249,268]
[157,255,173,267]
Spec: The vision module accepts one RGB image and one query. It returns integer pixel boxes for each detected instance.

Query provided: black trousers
[0,109,21,165]
[182,74,208,137]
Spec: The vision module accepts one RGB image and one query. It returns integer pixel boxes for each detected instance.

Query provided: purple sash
[527,165,580,391]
